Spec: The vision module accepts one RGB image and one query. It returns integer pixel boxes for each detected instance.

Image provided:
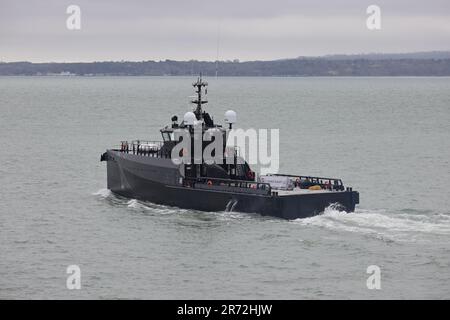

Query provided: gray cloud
[1,0,449,62]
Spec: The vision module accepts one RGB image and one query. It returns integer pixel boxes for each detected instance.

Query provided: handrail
[183,176,272,194]
[115,140,241,161]
[123,140,164,147]
[115,140,170,158]
[268,173,342,184]
[267,173,344,191]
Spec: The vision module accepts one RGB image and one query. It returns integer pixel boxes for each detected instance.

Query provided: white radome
[224,110,237,124]
[183,111,196,125]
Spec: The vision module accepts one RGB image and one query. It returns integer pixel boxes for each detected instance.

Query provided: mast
[191,74,208,119]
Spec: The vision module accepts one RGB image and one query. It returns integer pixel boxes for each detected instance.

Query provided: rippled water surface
[1,76,449,299]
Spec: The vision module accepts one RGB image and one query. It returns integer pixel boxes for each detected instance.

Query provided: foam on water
[93,189,165,212]
[293,205,450,242]
[93,188,254,221]
[126,199,141,208]
[92,188,112,198]
[93,189,450,238]
[125,199,181,215]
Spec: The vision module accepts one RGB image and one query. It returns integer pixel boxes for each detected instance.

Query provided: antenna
[191,74,208,119]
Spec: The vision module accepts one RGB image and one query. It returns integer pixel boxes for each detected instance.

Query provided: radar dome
[224,110,237,124]
[183,112,196,125]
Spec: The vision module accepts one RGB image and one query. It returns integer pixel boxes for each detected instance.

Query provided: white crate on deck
[259,175,294,190]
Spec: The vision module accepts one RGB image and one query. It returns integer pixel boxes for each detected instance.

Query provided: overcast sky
[1,0,449,62]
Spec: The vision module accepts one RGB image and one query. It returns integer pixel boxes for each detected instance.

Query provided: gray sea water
[0,76,449,299]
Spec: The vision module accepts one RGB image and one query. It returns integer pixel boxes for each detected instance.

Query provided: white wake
[293,206,450,242]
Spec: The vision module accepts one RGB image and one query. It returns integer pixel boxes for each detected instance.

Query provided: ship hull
[104,150,359,220]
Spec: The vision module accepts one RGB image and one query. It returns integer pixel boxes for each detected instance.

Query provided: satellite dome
[183,112,196,125]
[224,110,237,124]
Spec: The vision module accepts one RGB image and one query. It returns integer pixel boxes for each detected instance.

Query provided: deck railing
[183,176,272,195]
[116,140,171,158]
[267,174,345,191]
[116,140,242,161]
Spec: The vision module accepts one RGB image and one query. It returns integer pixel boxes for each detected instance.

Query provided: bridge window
[162,132,171,141]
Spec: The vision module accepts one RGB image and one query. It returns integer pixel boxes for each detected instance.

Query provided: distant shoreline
[2,52,450,77]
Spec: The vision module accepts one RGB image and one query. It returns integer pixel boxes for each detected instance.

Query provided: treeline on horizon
[1,58,450,76]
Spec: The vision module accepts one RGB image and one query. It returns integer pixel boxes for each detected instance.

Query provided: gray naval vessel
[100,77,359,219]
